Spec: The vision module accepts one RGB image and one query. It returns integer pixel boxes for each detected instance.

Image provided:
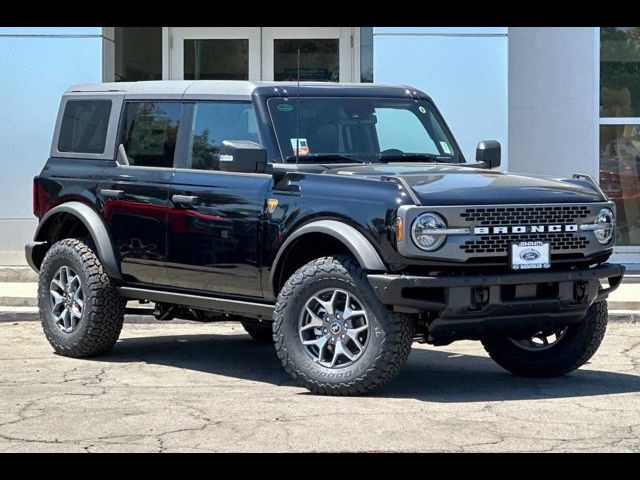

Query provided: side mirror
[219,140,267,174]
[475,140,501,169]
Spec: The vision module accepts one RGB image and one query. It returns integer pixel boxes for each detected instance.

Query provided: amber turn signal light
[396,216,404,242]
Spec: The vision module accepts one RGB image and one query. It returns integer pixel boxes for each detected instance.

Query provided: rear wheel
[481,301,608,377]
[273,255,414,396]
[38,238,126,358]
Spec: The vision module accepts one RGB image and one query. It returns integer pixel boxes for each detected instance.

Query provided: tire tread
[273,255,413,396]
[38,238,125,358]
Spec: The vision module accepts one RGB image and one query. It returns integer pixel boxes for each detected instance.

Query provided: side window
[120,102,181,168]
[189,102,259,171]
[374,108,439,154]
[58,100,112,154]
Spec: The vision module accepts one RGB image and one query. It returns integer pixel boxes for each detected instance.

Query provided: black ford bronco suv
[27,80,625,395]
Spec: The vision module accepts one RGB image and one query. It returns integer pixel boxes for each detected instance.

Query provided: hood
[323,164,605,205]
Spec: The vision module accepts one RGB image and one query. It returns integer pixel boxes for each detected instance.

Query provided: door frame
[165,27,262,81]
[260,27,354,82]
[163,27,360,82]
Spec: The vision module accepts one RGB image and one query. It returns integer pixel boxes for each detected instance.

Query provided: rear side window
[57,100,112,154]
[120,102,182,168]
[189,102,259,171]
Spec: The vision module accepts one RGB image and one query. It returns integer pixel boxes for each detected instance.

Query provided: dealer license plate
[510,241,550,270]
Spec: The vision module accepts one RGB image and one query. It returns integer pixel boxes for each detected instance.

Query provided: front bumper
[368,263,625,343]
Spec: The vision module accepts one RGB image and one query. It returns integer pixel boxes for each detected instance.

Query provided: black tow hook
[470,286,490,311]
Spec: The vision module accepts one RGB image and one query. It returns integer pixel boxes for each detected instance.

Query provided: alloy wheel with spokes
[38,238,126,358]
[299,288,370,368]
[509,327,569,352]
[49,265,84,334]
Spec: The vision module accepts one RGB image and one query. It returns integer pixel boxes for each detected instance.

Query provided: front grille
[396,202,609,264]
[460,205,590,226]
[458,205,591,255]
[461,233,590,254]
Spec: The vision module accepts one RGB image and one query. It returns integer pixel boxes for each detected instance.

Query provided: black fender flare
[33,201,122,280]
[270,219,387,292]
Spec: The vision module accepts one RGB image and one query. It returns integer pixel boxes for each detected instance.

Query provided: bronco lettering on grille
[473,224,579,235]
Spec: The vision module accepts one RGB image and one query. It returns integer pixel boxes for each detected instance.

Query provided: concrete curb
[0,297,37,307]
[0,267,37,283]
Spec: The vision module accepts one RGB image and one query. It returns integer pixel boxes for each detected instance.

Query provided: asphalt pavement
[1,320,639,452]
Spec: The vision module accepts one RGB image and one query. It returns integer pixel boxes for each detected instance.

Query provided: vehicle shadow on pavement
[386,349,640,402]
[98,332,640,402]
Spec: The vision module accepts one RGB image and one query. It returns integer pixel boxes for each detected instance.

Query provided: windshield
[267,96,462,164]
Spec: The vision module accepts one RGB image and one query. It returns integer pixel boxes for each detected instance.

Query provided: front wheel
[273,256,414,396]
[481,301,608,377]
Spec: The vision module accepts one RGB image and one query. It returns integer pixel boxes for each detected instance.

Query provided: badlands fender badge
[267,198,279,214]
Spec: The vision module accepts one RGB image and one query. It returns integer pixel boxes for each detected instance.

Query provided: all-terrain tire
[273,255,414,396]
[38,238,126,358]
[481,300,608,377]
[241,320,274,342]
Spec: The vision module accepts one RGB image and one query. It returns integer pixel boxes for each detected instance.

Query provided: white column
[508,27,599,179]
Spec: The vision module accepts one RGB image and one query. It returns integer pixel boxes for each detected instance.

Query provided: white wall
[373,27,508,168]
[0,27,105,264]
[508,27,599,179]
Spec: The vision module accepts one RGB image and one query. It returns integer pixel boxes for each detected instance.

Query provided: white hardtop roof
[65,80,422,100]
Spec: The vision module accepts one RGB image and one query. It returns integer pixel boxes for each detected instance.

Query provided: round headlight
[411,213,447,251]
[594,208,615,244]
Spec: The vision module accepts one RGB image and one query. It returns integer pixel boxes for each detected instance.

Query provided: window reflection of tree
[191,128,219,171]
[126,103,180,167]
[601,27,640,117]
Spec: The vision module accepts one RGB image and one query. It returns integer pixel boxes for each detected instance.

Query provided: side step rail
[118,287,275,319]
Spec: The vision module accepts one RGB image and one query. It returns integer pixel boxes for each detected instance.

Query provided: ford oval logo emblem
[520,250,540,261]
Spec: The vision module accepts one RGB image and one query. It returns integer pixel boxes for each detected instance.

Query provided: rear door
[166,101,272,298]
[99,101,182,286]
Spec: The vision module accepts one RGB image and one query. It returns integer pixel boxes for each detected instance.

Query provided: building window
[114,27,162,82]
[184,39,250,80]
[273,39,339,82]
[600,27,640,246]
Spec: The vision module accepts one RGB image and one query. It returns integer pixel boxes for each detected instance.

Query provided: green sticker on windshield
[418,106,427,114]
[277,103,294,112]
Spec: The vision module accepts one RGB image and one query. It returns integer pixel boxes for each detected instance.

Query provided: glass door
[168,27,261,80]
[165,27,358,83]
[261,27,354,82]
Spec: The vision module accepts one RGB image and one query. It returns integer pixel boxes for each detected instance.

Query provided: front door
[165,100,272,298]
[166,27,357,82]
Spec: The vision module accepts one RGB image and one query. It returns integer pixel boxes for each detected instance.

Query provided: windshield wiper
[377,153,453,163]
[284,153,366,164]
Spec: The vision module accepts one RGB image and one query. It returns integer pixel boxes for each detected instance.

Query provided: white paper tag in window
[290,138,310,155]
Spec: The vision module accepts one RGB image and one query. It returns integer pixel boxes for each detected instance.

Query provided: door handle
[100,189,124,199]
[172,194,198,206]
